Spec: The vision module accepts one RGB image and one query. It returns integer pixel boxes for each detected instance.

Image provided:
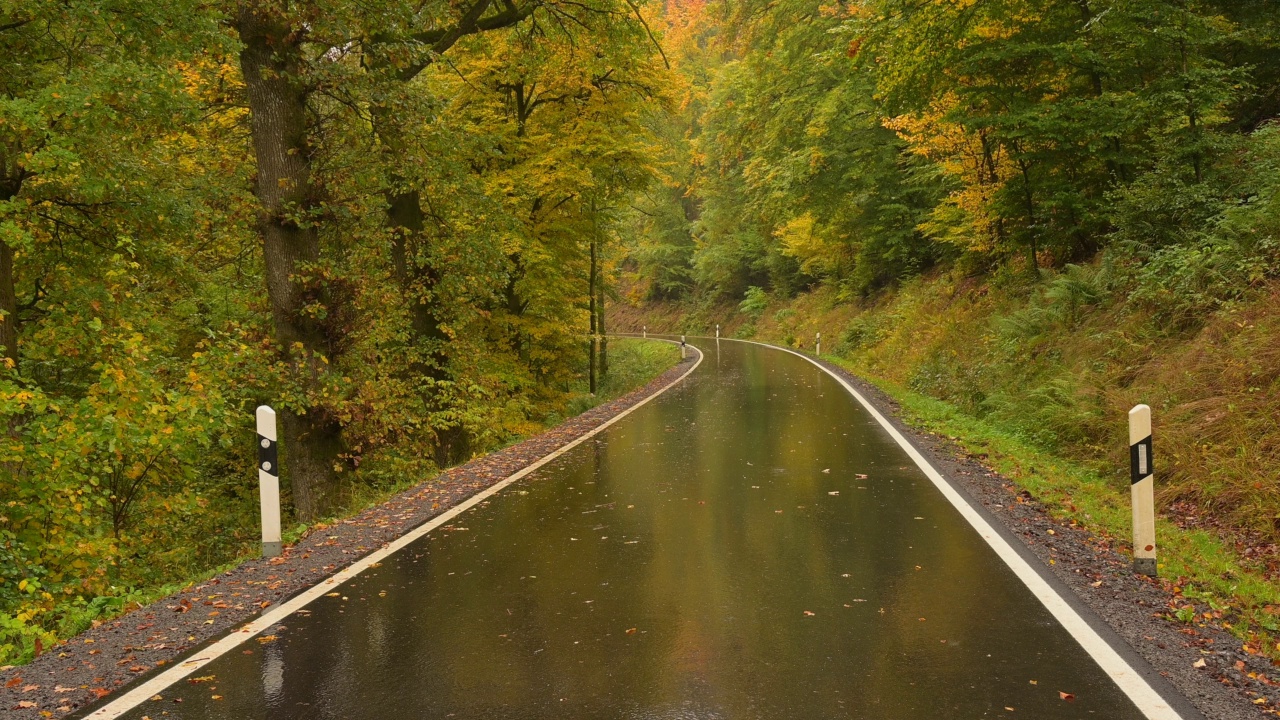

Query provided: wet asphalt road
[114,340,1147,719]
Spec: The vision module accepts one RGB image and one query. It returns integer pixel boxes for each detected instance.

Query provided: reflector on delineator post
[1128,404,1156,577]
[257,405,282,559]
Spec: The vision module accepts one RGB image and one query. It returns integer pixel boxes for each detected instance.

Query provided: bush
[738,286,769,318]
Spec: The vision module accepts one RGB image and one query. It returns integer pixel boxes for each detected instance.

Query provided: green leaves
[2,0,679,665]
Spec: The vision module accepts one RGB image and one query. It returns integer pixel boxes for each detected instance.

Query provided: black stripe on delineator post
[258,435,278,477]
[1129,435,1153,485]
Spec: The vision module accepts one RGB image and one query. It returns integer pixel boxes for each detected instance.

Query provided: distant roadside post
[642,325,646,338]
[816,332,821,356]
[257,405,283,559]
[681,334,687,359]
[716,324,720,339]
[1129,404,1156,576]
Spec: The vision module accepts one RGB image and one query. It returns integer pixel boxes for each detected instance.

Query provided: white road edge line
[87,341,703,720]
[728,337,1183,720]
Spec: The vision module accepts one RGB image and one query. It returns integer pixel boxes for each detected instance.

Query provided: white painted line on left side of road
[85,341,703,720]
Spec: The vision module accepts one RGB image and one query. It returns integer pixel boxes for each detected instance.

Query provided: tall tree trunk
[237,6,343,521]
[0,239,16,369]
[588,228,598,395]
[1015,155,1039,275]
[385,185,449,377]
[0,162,20,369]
[597,270,607,379]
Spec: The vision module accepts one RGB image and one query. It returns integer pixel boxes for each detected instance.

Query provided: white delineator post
[716,324,720,339]
[642,325,646,338]
[257,405,282,558]
[1129,404,1156,577]
[816,332,821,356]
[681,334,687,359]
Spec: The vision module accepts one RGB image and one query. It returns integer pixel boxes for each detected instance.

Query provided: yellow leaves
[884,95,1014,252]
[776,213,847,278]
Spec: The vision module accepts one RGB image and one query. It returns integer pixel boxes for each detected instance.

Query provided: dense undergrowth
[0,339,678,666]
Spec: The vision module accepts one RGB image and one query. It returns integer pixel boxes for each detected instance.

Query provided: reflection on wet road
[118,340,1146,719]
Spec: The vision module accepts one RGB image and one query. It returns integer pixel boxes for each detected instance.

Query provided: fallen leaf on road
[325,592,340,597]
[16,700,36,709]
[856,474,868,479]
[822,469,830,474]
[828,491,839,496]
[1005,708,1014,712]
[5,677,21,688]
[211,695,223,700]
[1193,659,1206,668]
[257,635,277,644]
[1029,680,1037,685]
[803,611,815,617]
[625,628,637,635]
[1059,692,1075,702]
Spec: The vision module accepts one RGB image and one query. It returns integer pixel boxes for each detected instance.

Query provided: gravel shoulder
[2,350,699,719]
[812,355,1279,720]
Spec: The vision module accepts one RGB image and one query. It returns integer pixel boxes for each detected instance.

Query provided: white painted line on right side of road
[730,338,1185,720]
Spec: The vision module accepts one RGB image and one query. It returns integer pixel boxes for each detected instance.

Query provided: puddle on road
[112,341,1145,719]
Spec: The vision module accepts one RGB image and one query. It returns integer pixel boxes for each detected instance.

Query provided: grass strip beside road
[828,358,1280,662]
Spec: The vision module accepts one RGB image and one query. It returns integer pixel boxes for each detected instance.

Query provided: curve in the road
[721,336,1193,720]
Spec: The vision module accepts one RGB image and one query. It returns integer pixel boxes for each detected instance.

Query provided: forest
[4,0,1279,666]
[1,0,676,662]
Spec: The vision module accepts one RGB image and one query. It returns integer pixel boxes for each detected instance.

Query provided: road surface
[97,339,1183,719]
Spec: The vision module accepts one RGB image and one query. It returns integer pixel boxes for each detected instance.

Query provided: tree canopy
[3,0,1277,666]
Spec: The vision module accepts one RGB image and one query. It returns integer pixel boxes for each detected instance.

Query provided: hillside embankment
[610,265,1280,664]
